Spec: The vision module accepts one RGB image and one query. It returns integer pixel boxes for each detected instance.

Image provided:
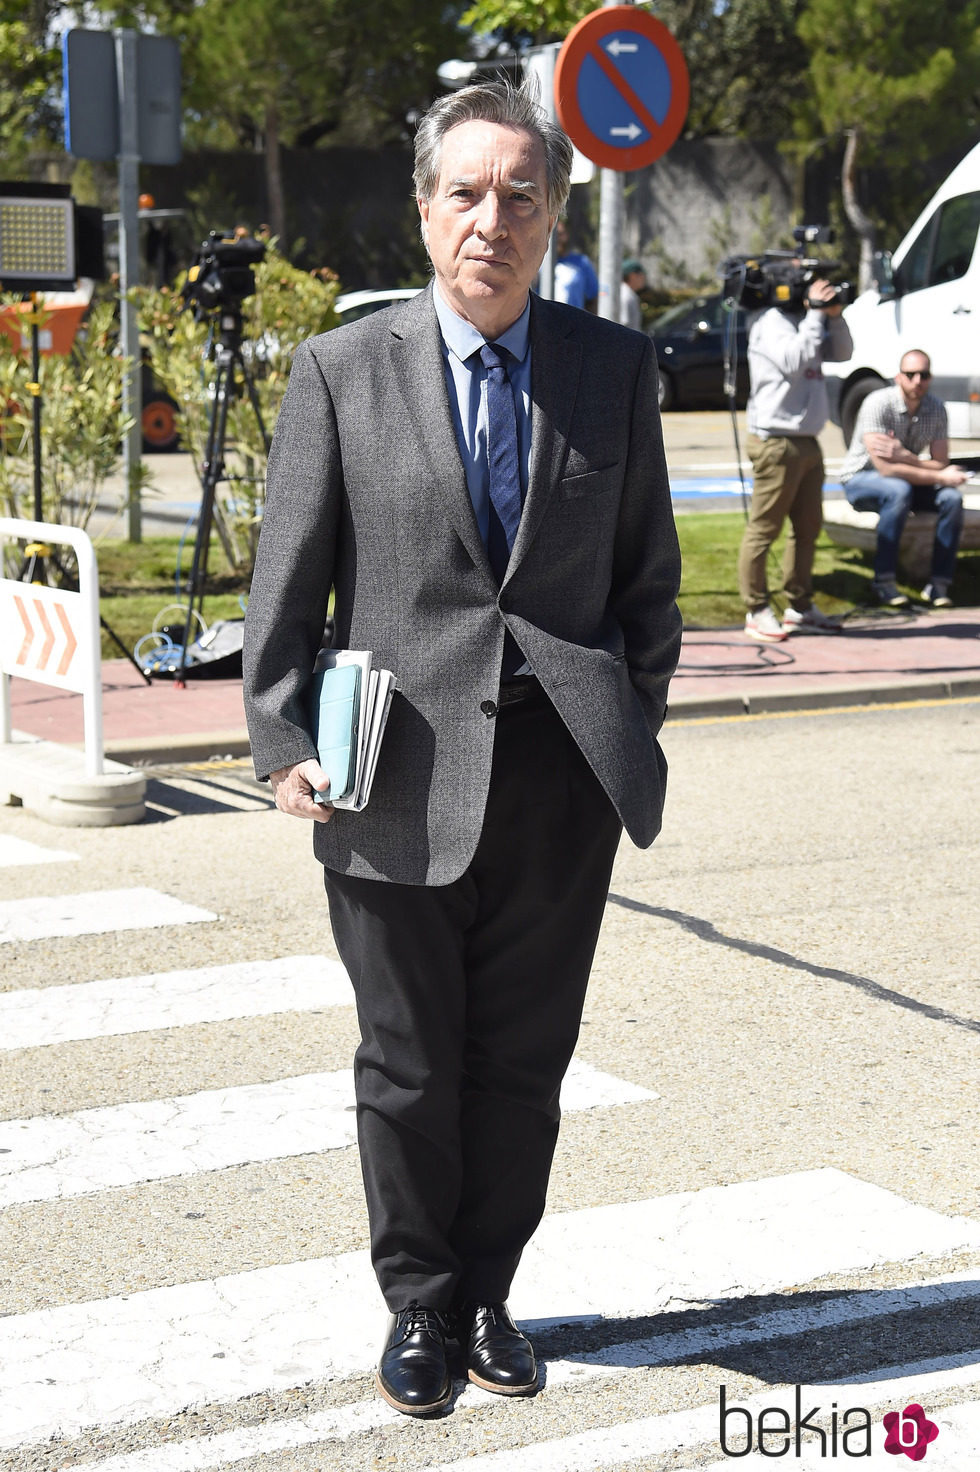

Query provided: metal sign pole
[115,28,143,543]
[596,0,629,323]
[597,165,623,323]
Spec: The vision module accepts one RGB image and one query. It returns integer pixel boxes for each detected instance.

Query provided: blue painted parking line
[671,478,844,500]
[670,478,745,499]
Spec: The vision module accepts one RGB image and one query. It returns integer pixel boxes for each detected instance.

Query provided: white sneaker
[744,606,788,643]
[922,581,953,608]
[871,580,910,608]
[782,604,842,634]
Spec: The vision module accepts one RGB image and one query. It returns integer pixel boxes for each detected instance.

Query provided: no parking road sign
[555,7,689,172]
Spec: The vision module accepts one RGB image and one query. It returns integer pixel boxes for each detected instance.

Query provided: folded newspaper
[310,649,396,812]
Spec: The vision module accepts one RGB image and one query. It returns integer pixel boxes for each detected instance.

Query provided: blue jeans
[844,471,964,582]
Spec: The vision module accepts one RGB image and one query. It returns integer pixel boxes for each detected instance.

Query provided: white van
[825,139,980,445]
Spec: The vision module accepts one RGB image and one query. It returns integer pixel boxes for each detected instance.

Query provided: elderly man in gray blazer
[243,81,681,1418]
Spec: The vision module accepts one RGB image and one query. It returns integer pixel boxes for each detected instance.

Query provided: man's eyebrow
[444,175,544,196]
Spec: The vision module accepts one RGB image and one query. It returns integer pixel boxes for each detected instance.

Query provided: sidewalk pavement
[8,607,980,767]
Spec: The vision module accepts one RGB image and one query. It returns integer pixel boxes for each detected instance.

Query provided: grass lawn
[675,511,980,628]
[87,518,980,662]
[93,536,249,663]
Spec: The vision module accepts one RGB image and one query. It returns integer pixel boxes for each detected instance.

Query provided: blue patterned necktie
[480,342,523,584]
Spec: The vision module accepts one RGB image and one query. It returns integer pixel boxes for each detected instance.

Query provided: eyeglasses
[902,368,931,381]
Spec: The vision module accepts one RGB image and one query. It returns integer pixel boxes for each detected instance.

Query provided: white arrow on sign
[605,38,638,56]
[610,123,643,141]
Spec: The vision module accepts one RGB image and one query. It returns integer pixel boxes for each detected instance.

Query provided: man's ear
[418,197,430,248]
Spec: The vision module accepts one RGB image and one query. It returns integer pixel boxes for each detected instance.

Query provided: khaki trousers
[738,433,824,612]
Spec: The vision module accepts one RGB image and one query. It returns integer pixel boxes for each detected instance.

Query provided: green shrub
[0,297,136,533]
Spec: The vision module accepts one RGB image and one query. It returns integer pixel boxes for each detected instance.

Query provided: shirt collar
[432,282,531,364]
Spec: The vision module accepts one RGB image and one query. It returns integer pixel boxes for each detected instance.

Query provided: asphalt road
[2,697,978,1470]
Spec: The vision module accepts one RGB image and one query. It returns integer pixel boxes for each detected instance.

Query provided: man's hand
[865,430,971,486]
[805,278,843,316]
[866,431,912,465]
[269,760,334,822]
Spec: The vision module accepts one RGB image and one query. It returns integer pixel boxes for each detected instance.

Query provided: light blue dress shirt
[432,283,532,546]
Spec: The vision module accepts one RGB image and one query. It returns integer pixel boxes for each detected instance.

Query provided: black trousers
[324,690,623,1312]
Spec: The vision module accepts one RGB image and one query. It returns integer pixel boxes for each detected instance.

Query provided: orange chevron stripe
[35,600,55,669]
[54,603,77,675]
[12,594,34,665]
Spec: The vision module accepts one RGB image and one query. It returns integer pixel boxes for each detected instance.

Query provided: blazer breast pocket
[559,463,620,499]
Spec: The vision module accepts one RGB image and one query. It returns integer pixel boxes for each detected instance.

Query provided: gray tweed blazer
[243,286,682,885]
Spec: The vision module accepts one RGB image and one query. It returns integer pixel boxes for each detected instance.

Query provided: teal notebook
[310,663,360,803]
[309,650,396,811]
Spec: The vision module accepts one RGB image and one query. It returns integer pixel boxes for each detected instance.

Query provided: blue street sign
[555,8,689,172]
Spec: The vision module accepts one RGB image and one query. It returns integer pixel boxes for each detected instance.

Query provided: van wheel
[142,394,181,453]
[840,375,886,445]
[657,368,674,412]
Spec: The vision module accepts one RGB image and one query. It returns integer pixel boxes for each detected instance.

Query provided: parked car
[647,292,749,411]
[333,288,421,324]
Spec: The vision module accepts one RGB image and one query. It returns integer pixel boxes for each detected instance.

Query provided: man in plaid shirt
[840,350,969,607]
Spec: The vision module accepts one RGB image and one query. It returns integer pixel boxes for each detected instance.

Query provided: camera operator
[739,275,853,642]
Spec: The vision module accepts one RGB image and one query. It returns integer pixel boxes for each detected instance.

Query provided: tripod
[174,307,270,686]
[15,300,149,682]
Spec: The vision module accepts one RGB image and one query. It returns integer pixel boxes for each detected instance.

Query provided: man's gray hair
[414,80,573,219]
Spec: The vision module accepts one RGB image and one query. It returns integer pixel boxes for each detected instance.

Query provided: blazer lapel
[507,295,582,578]
[385,287,495,584]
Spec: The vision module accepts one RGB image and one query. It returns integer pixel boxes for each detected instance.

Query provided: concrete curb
[668,673,980,722]
[63,673,980,767]
[104,730,253,767]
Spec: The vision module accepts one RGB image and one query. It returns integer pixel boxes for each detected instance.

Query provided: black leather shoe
[456,1301,538,1394]
[376,1303,452,1415]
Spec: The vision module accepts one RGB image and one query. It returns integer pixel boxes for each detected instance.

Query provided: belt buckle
[497,676,535,709]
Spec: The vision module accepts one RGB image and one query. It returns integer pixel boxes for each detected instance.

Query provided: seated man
[839,350,969,607]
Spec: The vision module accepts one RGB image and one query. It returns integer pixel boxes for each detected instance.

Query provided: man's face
[897,353,932,409]
[418,119,555,338]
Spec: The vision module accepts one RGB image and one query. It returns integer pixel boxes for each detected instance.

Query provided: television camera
[182,230,266,318]
[721,226,853,313]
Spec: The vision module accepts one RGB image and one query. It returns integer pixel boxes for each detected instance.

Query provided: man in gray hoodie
[738,278,852,642]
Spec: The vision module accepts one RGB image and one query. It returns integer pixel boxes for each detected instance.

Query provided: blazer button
[480,699,497,718]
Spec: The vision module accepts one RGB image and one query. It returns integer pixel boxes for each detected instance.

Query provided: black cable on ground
[674,638,798,675]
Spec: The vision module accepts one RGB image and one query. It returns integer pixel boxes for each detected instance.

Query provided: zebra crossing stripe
[2,1170,978,1452]
[22,1312,980,1472]
[0,955,353,1051]
[545,1272,980,1376]
[0,834,79,867]
[0,1059,655,1206]
[75,1400,402,1472]
[414,1373,980,1472]
[0,888,216,944]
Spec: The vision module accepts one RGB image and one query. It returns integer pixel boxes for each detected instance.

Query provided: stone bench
[822,489,980,582]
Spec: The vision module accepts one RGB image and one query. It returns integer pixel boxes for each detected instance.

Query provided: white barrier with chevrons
[0,519,103,777]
